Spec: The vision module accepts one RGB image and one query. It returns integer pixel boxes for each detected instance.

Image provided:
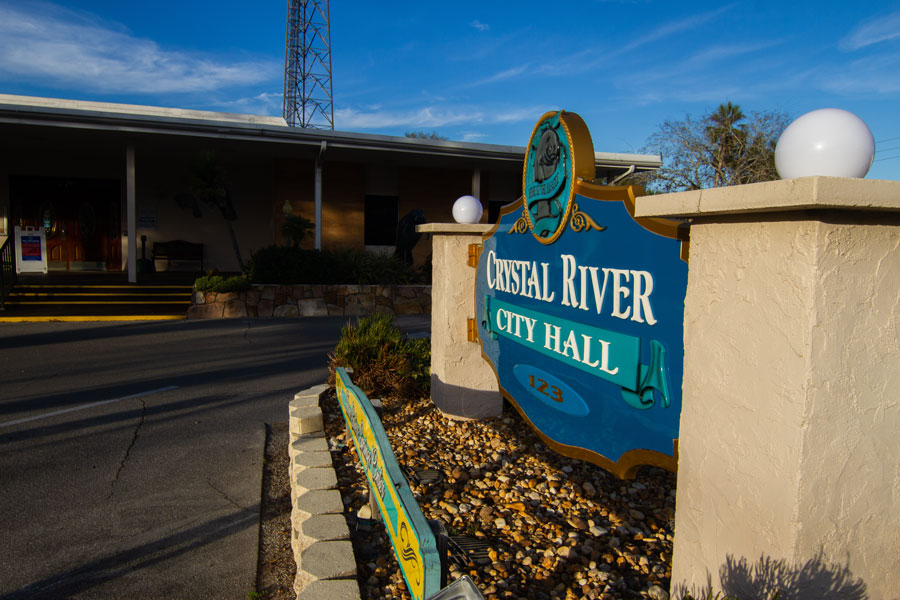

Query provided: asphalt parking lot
[0,317,369,599]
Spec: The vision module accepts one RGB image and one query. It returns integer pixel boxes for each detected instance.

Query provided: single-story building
[0,94,661,280]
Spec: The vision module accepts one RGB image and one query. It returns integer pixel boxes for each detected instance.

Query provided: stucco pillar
[418,223,501,419]
[635,177,900,600]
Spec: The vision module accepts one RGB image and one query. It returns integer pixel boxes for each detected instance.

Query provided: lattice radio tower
[283,0,334,129]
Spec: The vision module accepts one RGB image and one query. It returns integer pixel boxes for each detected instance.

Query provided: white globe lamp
[775,108,875,179]
[452,195,483,224]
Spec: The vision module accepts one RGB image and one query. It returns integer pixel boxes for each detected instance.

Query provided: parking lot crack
[108,398,146,499]
[207,479,251,512]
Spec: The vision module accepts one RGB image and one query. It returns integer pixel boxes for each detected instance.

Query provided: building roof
[0,94,661,174]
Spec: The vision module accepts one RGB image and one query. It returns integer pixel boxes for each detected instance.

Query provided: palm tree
[706,102,749,187]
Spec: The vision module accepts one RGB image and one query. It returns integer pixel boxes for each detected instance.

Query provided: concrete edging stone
[289,385,361,600]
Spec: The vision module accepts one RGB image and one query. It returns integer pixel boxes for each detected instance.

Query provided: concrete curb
[289,384,361,600]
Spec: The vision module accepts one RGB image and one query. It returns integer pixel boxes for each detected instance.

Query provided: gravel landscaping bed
[321,389,677,600]
[256,422,297,600]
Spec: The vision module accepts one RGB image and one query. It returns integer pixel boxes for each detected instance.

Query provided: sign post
[474,111,689,478]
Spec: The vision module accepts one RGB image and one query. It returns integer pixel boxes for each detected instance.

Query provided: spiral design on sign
[398,521,421,585]
[508,208,530,235]
[569,204,605,233]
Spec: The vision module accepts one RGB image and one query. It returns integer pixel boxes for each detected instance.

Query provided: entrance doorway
[11,176,122,271]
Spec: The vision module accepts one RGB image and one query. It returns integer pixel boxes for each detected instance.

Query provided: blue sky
[1,0,899,180]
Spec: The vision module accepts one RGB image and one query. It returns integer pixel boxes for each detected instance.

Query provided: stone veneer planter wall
[187,284,431,319]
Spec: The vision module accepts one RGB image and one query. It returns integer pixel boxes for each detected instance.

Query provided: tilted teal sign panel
[335,368,442,600]
[475,192,687,477]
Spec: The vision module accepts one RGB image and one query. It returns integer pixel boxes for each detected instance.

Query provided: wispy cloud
[0,2,279,95]
[621,4,735,53]
[815,53,900,94]
[465,64,530,87]
[494,106,553,123]
[470,20,490,32]
[465,45,607,89]
[623,40,781,86]
[210,92,283,116]
[686,41,781,67]
[334,104,543,131]
[335,106,485,129]
[840,10,900,51]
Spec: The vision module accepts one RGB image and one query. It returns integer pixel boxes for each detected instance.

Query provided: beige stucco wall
[673,216,814,577]
[799,213,900,590]
[422,223,501,419]
[637,177,900,599]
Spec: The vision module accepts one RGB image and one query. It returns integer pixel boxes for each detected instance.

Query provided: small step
[7,295,191,303]
[1,281,194,321]
[1,302,190,316]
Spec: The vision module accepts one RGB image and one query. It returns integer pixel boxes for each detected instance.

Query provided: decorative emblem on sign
[522,111,596,244]
[477,111,689,479]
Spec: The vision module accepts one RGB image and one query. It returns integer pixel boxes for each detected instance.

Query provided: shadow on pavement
[2,505,259,600]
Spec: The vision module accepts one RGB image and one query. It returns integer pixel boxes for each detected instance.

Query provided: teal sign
[335,368,443,599]
[475,111,688,478]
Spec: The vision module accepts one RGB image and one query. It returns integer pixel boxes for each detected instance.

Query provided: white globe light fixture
[775,108,875,179]
[452,195,483,224]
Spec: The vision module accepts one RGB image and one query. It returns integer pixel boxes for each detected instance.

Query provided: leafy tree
[176,152,245,270]
[637,103,789,192]
[404,130,448,140]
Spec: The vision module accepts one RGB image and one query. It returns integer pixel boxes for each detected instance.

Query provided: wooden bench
[152,240,203,273]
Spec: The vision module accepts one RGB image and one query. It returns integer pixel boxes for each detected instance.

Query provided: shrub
[194,274,251,293]
[245,245,423,285]
[244,246,324,284]
[329,313,431,398]
[327,248,415,285]
[405,336,432,392]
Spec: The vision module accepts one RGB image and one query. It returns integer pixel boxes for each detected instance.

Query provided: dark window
[488,200,507,224]
[364,195,399,245]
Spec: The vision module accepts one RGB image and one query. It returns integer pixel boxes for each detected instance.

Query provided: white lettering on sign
[486,251,658,326]
[486,250,555,303]
[495,307,537,343]
[559,254,657,325]
[543,323,619,375]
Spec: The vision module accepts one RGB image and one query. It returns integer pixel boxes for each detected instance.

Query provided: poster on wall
[474,111,689,478]
[14,225,48,274]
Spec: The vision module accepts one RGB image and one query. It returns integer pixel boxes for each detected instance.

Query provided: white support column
[126,145,136,283]
[314,141,326,251]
